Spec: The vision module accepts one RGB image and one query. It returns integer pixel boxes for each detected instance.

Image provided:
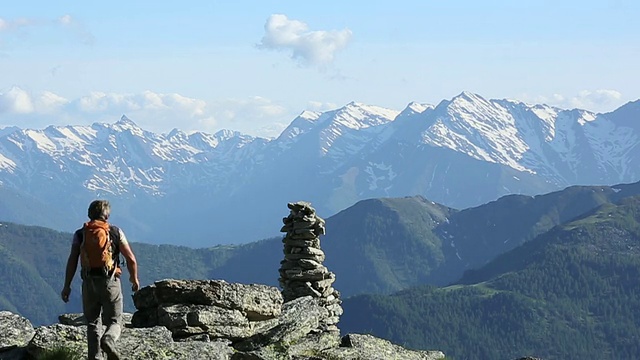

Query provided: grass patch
[37,346,83,360]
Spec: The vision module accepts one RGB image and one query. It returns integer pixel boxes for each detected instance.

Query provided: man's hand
[130,277,140,292]
[61,286,71,303]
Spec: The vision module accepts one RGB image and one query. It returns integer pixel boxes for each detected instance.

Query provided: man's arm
[61,244,80,303]
[119,242,140,292]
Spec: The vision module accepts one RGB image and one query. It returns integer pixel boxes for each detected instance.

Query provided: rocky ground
[0,279,446,360]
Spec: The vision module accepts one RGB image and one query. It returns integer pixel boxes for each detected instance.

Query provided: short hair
[88,200,110,221]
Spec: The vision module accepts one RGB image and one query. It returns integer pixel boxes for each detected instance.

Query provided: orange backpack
[80,220,122,277]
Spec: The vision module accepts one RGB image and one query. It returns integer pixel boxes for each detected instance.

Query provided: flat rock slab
[133,279,282,321]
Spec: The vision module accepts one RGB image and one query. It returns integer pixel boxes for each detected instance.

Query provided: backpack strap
[109,225,122,268]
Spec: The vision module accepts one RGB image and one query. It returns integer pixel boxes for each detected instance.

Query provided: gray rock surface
[26,324,87,358]
[322,334,446,360]
[131,280,285,341]
[133,279,282,321]
[25,323,234,360]
[0,311,34,350]
[234,296,331,352]
[1,299,445,360]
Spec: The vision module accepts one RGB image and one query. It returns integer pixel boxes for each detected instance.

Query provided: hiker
[61,200,140,360]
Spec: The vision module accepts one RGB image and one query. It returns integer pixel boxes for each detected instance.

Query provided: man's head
[88,200,110,221]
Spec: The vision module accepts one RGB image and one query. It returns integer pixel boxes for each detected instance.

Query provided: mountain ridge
[340,193,640,359]
[1,92,639,245]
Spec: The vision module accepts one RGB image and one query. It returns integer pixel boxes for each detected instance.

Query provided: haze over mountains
[0,92,639,246]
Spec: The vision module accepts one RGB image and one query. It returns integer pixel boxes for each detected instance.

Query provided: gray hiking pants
[82,276,123,360]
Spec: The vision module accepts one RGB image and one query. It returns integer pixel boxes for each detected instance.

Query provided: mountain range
[3,180,640,359]
[1,92,639,246]
[3,179,640,324]
[340,193,640,360]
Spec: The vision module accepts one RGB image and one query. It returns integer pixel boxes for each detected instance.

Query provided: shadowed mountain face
[340,195,640,360]
[1,94,639,246]
[3,180,640,328]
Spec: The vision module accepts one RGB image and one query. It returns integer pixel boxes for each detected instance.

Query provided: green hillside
[323,196,456,294]
[434,182,640,284]
[340,196,640,360]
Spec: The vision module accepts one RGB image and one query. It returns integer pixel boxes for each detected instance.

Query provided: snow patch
[0,153,16,172]
[364,162,396,191]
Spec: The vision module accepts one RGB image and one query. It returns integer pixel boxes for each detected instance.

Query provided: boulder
[26,324,87,359]
[234,296,332,352]
[132,280,289,341]
[0,311,34,350]
[156,304,252,339]
[133,279,282,321]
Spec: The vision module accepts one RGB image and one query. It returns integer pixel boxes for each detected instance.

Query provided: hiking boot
[100,335,121,360]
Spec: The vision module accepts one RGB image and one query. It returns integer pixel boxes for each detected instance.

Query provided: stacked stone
[279,201,343,332]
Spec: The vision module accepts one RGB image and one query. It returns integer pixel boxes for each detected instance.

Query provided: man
[61,200,140,360]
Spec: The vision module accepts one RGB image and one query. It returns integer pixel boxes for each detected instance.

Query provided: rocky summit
[0,279,445,360]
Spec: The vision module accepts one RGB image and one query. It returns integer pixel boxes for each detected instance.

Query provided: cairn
[279,201,343,332]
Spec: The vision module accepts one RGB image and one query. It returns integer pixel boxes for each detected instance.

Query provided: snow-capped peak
[449,91,490,107]
[299,110,322,121]
[325,102,399,130]
[118,114,136,126]
[344,101,400,118]
[276,111,322,143]
[167,128,187,140]
[212,129,248,143]
[404,102,434,114]
[113,115,143,134]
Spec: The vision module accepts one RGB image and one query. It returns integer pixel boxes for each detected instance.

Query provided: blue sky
[0,0,638,137]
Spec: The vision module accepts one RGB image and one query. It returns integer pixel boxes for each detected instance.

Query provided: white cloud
[70,91,210,131]
[259,14,352,67]
[525,89,625,113]
[36,91,69,113]
[0,86,35,114]
[210,96,290,138]
[0,87,296,138]
[566,90,623,110]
